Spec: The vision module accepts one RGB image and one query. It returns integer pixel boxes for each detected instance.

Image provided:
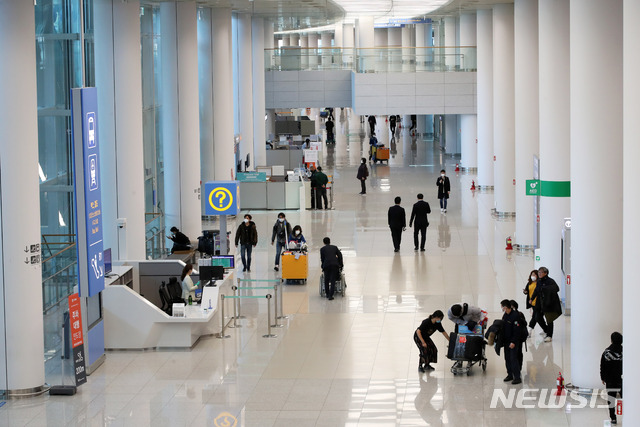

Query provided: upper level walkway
[265,47,477,115]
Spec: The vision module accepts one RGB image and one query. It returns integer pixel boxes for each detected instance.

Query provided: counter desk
[103,272,234,350]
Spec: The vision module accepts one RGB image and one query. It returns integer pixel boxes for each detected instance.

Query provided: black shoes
[328,296,334,300]
[274,266,279,271]
[420,248,425,252]
[242,267,247,272]
[503,376,513,382]
[394,249,399,252]
[425,364,435,370]
[512,378,522,385]
[414,247,418,251]
[418,366,425,373]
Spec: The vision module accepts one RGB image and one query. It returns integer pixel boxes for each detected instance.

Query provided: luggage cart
[319,271,346,297]
[281,250,308,284]
[447,325,488,375]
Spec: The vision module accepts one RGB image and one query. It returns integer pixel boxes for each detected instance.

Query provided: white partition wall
[623,0,640,420]
[94,0,146,260]
[476,9,494,189]
[538,0,569,284]
[570,0,623,390]
[514,0,539,248]
[0,0,45,394]
[492,4,515,214]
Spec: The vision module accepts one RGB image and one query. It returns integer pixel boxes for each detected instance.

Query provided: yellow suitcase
[281,251,308,282]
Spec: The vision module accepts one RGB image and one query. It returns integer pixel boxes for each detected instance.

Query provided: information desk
[103,272,234,350]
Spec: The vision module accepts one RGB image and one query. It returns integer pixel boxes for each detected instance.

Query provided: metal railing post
[272,284,283,328]
[228,286,240,328]
[262,294,277,338]
[277,278,288,320]
[215,294,231,339]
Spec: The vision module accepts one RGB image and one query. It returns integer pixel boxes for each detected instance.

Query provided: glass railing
[145,212,166,259]
[42,234,78,313]
[265,46,477,73]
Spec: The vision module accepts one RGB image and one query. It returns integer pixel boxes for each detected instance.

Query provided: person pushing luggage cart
[319,237,344,300]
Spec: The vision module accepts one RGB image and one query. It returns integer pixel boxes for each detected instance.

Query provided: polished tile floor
[1,112,616,426]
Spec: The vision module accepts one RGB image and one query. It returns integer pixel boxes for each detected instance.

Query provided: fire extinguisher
[505,236,513,251]
[555,372,565,396]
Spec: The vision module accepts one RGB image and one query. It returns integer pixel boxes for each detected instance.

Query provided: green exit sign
[526,179,540,196]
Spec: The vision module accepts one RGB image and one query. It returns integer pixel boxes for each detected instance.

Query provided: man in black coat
[357,158,369,195]
[530,266,562,342]
[436,169,451,213]
[501,299,524,385]
[167,226,191,253]
[388,196,406,252]
[601,332,623,425]
[409,193,431,251]
[320,237,344,300]
[368,115,377,136]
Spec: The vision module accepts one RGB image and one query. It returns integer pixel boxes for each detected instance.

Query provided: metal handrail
[42,242,76,264]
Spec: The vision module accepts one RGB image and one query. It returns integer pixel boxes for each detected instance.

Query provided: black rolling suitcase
[447,332,484,361]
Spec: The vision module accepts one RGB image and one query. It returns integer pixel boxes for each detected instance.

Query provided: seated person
[180,263,199,303]
[167,226,191,253]
[447,303,488,332]
[288,225,307,249]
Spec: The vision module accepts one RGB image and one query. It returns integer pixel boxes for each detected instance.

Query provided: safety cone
[470,180,476,191]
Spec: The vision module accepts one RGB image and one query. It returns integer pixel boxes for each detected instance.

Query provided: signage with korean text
[68,294,87,386]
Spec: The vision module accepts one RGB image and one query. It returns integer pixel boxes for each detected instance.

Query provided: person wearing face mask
[167,226,191,253]
[523,269,546,337]
[529,266,562,343]
[436,170,451,213]
[234,214,258,272]
[500,299,525,385]
[288,225,306,247]
[414,310,450,372]
[271,213,292,271]
[357,158,369,195]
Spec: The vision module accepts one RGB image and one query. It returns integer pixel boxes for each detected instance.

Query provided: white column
[459,13,477,71]
[335,22,344,48]
[401,25,413,72]
[444,115,458,154]
[300,33,309,69]
[415,24,426,70]
[426,22,434,66]
[95,0,146,259]
[0,0,45,393]
[308,33,319,69]
[624,0,640,419]
[538,0,569,277]
[321,32,332,68]
[388,27,402,72]
[281,34,290,47]
[252,17,266,168]
[266,109,276,141]
[476,10,494,188]
[570,0,622,389]
[343,24,355,66]
[492,4,515,214]
[263,20,274,71]
[460,115,477,169]
[513,0,538,248]
[238,14,254,173]
[444,16,456,70]
[212,9,235,180]
[199,8,215,190]
[357,16,375,72]
[290,34,299,47]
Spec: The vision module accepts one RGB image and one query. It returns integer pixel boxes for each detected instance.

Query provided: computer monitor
[199,266,225,283]
[103,248,112,275]
[245,153,250,170]
[210,255,235,269]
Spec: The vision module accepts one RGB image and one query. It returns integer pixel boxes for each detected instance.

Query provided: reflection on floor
[2,111,614,426]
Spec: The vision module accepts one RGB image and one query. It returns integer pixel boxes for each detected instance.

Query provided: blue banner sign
[71,88,105,297]
[204,181,240,215]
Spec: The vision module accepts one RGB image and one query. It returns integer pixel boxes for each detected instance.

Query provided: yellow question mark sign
[208,187,233,212]
[213,412,237,427]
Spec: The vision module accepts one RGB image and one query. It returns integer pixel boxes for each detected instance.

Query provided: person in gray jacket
[447,303,487,332]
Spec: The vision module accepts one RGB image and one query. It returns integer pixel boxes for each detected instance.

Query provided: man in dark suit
[388,196,406,252]
[409,194,431,252]
[320,237,344,300]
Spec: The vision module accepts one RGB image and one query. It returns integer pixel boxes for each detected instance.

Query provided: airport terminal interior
[0,0,638,426]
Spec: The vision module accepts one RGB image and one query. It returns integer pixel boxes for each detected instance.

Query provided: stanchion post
[216,294,231,339]
[235,278,247,319]
[228,286,240,328]
[277,278,288,320]
[262,294,277,338]
[271,284,283,328]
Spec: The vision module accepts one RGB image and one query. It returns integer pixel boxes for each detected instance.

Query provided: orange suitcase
[281,251,308,282]
[376,147,390,163]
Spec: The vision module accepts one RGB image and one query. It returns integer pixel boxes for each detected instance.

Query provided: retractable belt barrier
[216,293,278,339]
[236,278,288,323]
